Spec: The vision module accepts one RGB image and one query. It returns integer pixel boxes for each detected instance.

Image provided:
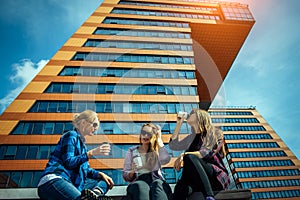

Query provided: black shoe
[81,189,98,200]
[81,189,113,200]
[98,196,113,200]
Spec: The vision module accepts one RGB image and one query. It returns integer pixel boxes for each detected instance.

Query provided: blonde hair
[194,109,226,156]
[72,110,98,128]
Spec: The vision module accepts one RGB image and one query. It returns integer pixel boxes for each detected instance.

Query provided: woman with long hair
[37,110,114,200]
[123,123,172,200]
[169,109,230,200]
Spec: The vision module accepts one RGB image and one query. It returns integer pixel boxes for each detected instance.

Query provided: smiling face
[140,125,153,145]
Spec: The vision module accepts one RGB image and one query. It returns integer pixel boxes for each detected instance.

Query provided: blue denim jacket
[41,129,99,191]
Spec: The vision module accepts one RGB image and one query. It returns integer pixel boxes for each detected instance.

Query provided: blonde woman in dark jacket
[169,109,230,200]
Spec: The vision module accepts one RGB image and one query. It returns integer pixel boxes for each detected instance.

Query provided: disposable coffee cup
[178,111,188,119]
[133,156,142,169]
[100,142,110,156]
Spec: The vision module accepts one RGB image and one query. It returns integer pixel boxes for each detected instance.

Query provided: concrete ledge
[0,188,251,200]
[188,189,252,200]
[0,188,38,200]
[0,187,127,200]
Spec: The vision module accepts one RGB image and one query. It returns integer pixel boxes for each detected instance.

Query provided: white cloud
[0,59,48,113]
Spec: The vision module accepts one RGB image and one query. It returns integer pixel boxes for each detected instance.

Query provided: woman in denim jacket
[37,110,114,200]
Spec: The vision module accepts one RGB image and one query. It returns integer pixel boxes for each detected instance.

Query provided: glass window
[8,172,21,188]
[32,172,43,187]
[141,103,150,113]
[32,123,43,134]
[15,146,28,160]
[148,86,157,94]
[132,104,141,113]
[20,172,33,187]
[54,123,64,134]
[189,87,197,95]
[163,168,176,183]
[181,87,189,95]
[39,102,48,112]
[52,84,61,93]
[11,123,24,134]
[169,57,176,64]
[62,84,71,93]
[43,123,54,135]
[157,86,165,94]
[106,85,114,94]
[114,103,123,113]
[0,172,9,188]
[23,123,33,134]
[38,146,50,159]
[0,146,6,159]
[4,146,17,160]
[96,103,104,113]
[58,102,68,113]
[105,103,112,113]
[65,123,73,132]
[27,146,38,159]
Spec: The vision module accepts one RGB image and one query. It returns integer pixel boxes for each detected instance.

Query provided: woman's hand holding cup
[88,142,111,157]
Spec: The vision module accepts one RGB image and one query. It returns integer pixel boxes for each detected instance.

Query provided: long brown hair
[140,123,160,169]
[140,123,160,153]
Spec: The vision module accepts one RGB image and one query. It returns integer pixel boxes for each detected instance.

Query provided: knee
[151,179,164,189]
[183,154,198,163]
[128,181,150,193]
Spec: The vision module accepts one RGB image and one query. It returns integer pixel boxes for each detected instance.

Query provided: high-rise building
[0,0,299,199]
[210,107,300,199]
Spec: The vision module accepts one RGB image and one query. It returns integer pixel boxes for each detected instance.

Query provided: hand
[132,161,137,171]
[99,172,114,190]
[173,153,184,171]
[176,113,185,124]
[156,126,164,147]
[156,125,162,139]
[129,162,137,179]
[88,143,111,157]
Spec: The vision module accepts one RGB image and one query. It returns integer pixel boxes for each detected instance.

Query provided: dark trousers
[126,173,172,200]
[174,154,221,200]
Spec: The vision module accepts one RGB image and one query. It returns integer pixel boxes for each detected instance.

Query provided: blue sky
[0,0,299,159]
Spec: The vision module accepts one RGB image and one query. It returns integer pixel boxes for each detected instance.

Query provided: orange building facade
[0,0,299,199]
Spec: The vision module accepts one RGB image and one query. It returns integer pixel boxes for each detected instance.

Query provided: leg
[81,178,113,200]
[150,179,170,200]
[127,180,150,200]
[182,154,214,197]
[84,178,109,194]
[163,181,173,200]
[173,178,192,200]
[196,159,223,191]
[38,178,81,200]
